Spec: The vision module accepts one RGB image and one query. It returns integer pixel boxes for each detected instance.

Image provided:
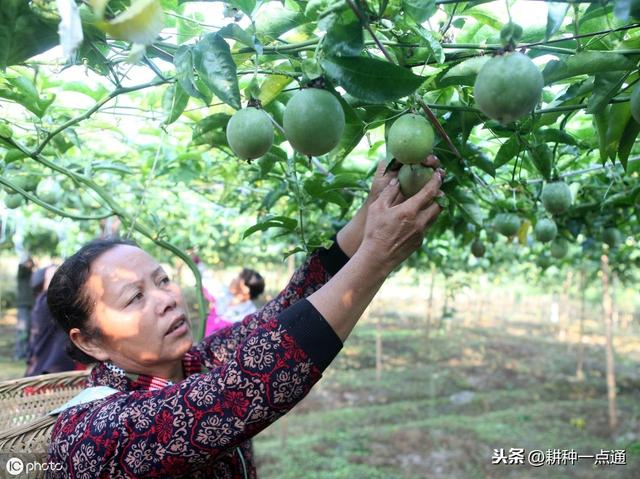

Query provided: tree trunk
[601,254,618,434]
[575,270,586,381]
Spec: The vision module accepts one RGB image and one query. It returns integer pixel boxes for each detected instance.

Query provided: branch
[527,157,640,184]
[0,134,208,337]
[35,78,171,155]
[418,99,462,159]
[344,0,395,63]
[0,177,113,221]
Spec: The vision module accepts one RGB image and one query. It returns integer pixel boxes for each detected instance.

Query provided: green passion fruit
[4,193,25,209]
[495,213,521,237]
[471,240,486,258]
[387,114,435,165]
[541,181,572,215]
[36,178,63,204]
[603,227,623,248]
[473,52,543,124]
[534,218,558,243]
[397,164,434,197]
[283,88,345,156]
[226,107,274,160]
[550,238,569,259]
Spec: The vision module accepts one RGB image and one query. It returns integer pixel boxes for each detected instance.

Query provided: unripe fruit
[36,178,62,204]
[471,240,486,258]
[397,164,434,197]
[226,107,274,160]
[473,52,543,124]
[12,174,40,192]
[283,88,345,156]
[387,114,435,165]
[534,218,558,243]
[631,82,640,124]
[603,227,623,248]
[550,238,569,259]
[495,213,521,237]
[541,181,572,215]
[4,193,24,209]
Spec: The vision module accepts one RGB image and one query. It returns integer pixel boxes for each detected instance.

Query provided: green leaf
[321,56,426,104]
[243,215,297,238]
[253,4,305,39]
[537,128,578,146]
[494,136,521,169]
[587,72,628,114]
[0,0,59,68]
[162,83,190,125]
[61,82,108,101]
[218,24,255,48]
[605,103,631,161]
[438,56,489,87]
[174,45,205,100]
[464,7,502,30]
[323,10,363,57]
[529,143,553,180]
[192,33,241,109]
[227,0,256,16]
[542,52,635,85]
[411,24,444,64]
[402,0,436,23]
[329,91,365,162]
[0,75,55,117]
[258,75,293,106]
[546,2,569,40]
[192,113,231,146]
[617,116,640,171]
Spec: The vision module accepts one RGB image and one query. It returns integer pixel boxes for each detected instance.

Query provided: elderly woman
[46,160,444,478]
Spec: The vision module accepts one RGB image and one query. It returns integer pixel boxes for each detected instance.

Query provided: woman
[46,159,445,478]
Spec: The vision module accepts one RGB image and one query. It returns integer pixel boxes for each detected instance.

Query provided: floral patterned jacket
[47,242,349,478]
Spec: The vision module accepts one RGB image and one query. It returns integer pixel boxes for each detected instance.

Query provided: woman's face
[75,245,193,376]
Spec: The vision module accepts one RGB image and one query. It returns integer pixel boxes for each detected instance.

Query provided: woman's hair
[47,238,137,364]
[239,268,265,300]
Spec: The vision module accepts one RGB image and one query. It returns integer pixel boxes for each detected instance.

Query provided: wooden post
[601,254,618,434]
[375,312,382,382]
[576,270,586,381]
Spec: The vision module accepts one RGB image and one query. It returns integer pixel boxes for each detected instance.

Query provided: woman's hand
[359,167,444,271]
[337,155,443,258]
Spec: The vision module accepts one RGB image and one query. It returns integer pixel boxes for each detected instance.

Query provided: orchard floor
[1,286,639,479]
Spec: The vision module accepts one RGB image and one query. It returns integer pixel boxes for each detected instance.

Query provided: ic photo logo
[6,457,24,476]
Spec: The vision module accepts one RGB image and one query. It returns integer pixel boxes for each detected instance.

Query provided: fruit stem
[417,99,462,159]
[344,0,395,63]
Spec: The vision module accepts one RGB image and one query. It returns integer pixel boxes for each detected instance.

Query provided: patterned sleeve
[49,300,342,477]
[195,240,349,367]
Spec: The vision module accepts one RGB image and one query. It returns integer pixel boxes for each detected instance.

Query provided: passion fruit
[36,178,63,204]
[387,114,435,165]
[550,238,569,259]
[226,107,274,160]
[283,88,345,156]
[397,164,434,197]
[4,193,24,209]
[534,218,558,243]
[541,181,572,215]
[473,52,543,124]
[471,240,486,258]
[603,227,623,248]
[495,213,521,237]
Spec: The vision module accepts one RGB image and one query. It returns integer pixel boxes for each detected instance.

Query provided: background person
[14,255,35,360]
[25,265,79,376]
[204,267,265,335]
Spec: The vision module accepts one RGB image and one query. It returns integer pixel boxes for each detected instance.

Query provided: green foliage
[0,0,638,313]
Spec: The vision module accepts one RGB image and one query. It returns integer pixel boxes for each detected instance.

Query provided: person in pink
[204,268,265,335]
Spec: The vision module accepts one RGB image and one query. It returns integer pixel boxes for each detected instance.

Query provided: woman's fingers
[379,178,403,207]
[417,201,444,231]
[403,170,443,212]
[421,154,441,169]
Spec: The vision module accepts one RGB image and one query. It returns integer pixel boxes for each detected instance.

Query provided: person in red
[45,159,444,478]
